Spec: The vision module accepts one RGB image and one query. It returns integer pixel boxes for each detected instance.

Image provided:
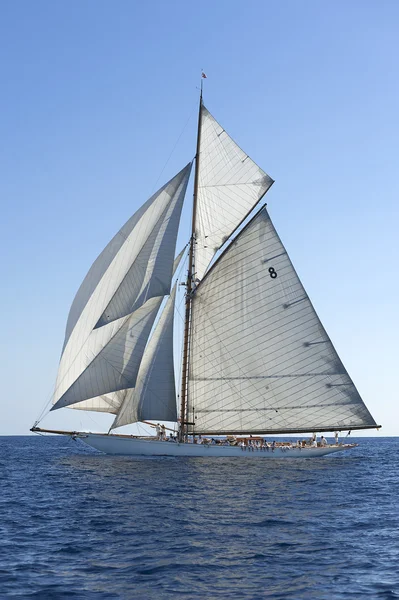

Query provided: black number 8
[269,267,277,279]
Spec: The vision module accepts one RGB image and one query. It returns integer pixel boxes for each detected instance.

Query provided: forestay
[195,105,274,280]
[112,284,178,428]
[52,163,191,413]
[188,207,377,434]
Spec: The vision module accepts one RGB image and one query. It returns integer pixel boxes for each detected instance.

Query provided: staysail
[188,207,377,434]
[51,163,191,413]
[194,105,274,280]
[112,284,178,428]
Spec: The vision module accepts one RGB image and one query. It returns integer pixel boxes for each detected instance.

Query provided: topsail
[195,105,274,279]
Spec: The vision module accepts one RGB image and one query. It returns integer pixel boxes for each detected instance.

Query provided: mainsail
[52,163,191,413]
[188,207,377,434]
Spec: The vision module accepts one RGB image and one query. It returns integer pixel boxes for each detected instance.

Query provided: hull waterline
[77,432,355,457]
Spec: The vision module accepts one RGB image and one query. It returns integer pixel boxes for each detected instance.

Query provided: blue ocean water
[0,436,398,599]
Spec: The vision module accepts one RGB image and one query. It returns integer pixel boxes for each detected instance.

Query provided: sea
[1,436,398,599]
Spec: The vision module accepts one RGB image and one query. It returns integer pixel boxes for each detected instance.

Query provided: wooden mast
[179,80,203,441]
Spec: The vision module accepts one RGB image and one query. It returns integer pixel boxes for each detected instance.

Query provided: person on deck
[320,435,327,446]
[156,423,161,440]
[161,424,166,440]
[335,431,339,445]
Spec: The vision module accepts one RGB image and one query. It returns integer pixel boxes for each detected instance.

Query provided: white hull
[76,433,355,458]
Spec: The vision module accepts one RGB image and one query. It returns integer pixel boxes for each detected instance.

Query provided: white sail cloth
[70,246,187,414]
[69,390,128,414]
[52,164,191,412]
[188,207,377,434]
[52,296,163,410]
[112,284,178,428]
[194,105,274,280]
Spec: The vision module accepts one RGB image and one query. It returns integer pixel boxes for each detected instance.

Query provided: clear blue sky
[1,0,397,435]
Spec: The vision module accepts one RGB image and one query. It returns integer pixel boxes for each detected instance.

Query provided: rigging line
[200,183,270,188]
[175,295,186,321]
[82,410,109,431]
[136,421,154,436]
[173,242,190,286]
[174,290,188,399]
[175,286,189,323]
[175,242,190,323]
[35,388,58,425]
[175,286,187,401]
[151,108,196,194]
[35,352,92,423]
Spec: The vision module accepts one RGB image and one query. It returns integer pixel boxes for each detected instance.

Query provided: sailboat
[31,83,380,457]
